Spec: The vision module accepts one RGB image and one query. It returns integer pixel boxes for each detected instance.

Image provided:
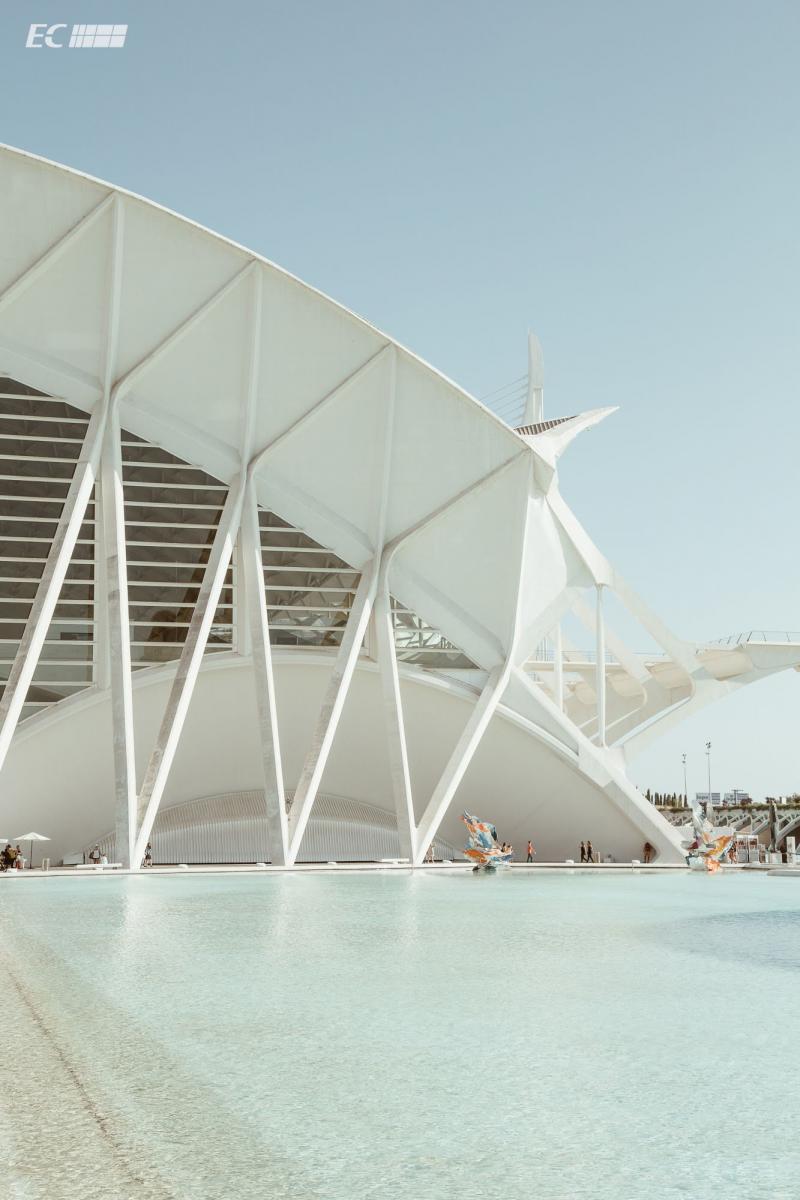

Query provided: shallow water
[1,869,798,1199]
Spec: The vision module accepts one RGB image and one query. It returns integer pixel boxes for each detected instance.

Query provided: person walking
[579,840,586,863]
[643,841,653,864]
[526,839,535,863]
[586,840,595,864]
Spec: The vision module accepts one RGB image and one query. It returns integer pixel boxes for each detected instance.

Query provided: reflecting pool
[1,870,798,1199]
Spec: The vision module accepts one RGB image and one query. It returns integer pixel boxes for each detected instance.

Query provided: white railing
[711,630,800,647]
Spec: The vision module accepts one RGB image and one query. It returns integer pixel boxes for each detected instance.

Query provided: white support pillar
[242,479,289,866]
[414,663,510,864]
[92,477,110,692]
[553,623,564,712]
[238,266,288,863]
[370,345,416,858]
[287,563,378,864]
[595,584,606,747]
[0,401,107,773]
[231,266,262,663]
[133,479,246,865]
[100,194,133,865]
[100,408,137,867]
[374,577,416,863]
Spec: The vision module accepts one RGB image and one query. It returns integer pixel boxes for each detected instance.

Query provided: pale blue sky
[1,1,798,800]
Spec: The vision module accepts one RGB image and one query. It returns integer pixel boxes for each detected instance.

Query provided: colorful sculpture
[462,812,513,871]
[682,807,734,872]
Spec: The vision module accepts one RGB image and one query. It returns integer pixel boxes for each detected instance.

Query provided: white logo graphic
[26,23,128,49]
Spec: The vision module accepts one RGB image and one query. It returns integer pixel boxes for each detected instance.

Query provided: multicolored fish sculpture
[682,807,734,873]
[462,812,513,871]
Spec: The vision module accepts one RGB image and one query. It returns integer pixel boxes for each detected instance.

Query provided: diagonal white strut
[281,347,398,864]
[0,195,125,776]
[0,405,106,772]
[376,453,527,868]
[287,563,379,863]
[410,457,537,865]
[0,193,115,321]
[413,662,511,864]
[132,479,246,865]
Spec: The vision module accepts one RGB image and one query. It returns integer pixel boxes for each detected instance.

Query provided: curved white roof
[0,144,589,673]
[4,147,797,868]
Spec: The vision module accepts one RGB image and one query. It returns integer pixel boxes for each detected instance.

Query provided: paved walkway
[0,859,726,879]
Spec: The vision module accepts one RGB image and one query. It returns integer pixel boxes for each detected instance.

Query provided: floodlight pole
[706,741,712,818]
[682,752,688,808]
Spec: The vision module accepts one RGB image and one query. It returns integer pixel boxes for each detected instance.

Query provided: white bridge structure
[0,145,798,868]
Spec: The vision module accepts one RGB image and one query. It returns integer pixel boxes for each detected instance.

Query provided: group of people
[579,840,595,863]
[87,842,154,867]
[495,839,538,862]
[0,843,22,871]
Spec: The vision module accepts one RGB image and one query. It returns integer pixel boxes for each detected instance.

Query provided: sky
[0,1,798,800]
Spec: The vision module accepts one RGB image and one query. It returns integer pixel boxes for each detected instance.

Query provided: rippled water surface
[1,869,799,1199]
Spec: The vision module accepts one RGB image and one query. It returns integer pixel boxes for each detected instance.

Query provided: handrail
[710,631,800,647]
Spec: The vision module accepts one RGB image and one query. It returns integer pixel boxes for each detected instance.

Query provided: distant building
[723,789,752,806]
[694,789,752,807]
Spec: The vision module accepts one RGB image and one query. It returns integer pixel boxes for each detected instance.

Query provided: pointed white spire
[524,332,544,425]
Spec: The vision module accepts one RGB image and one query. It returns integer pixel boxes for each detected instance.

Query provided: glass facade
[0,380,96,719]
[0,380,470,721]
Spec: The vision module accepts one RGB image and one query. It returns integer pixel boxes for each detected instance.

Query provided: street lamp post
[705,741,712,819]
[682,753,688,808]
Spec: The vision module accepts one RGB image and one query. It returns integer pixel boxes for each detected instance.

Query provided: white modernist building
[0,145,798,869]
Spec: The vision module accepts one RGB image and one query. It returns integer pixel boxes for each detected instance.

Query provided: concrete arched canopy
[0,145,685,866]
[0,144,585,672]
[2,658,661,865]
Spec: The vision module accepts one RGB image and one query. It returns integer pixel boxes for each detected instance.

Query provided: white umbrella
[15,832,49,869]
